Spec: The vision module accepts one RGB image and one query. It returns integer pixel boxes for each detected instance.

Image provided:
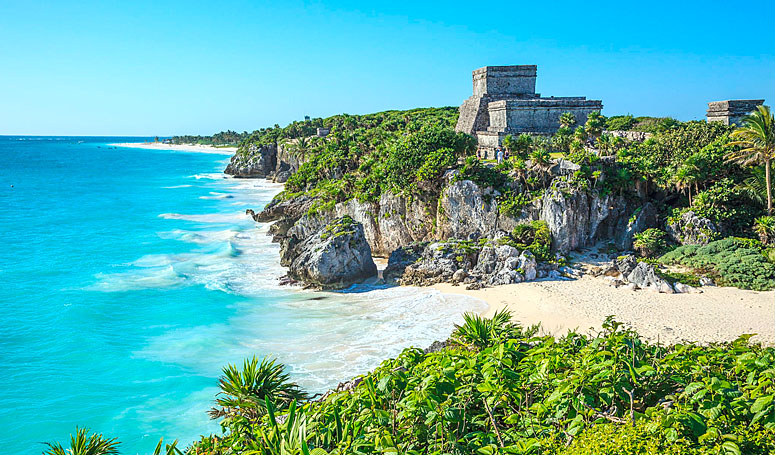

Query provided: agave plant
[209,356,309,424]
[754,216,775,245]
[42,428,119,455]
[452,310,517,349]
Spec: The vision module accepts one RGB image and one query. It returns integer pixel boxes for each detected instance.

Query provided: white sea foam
[163,184,192,189]
[199,192,234,200]
[159,212,248,223]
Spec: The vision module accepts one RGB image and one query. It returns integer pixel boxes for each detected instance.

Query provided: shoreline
[111,142,237,155]
[431,276,775,346]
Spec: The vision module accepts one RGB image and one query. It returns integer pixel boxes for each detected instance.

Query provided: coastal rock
[525,188,628,254]
[673,282,702,294]
[615,202,658,250]
[286,216,377,289]
[614,256,673,293]
[224,144,277,178]
[667,211,718,246]
[437,180,499,240]
[383,242,427,283]
[518,250,538,281]
[377,192,435,255]
[699,276,716,287]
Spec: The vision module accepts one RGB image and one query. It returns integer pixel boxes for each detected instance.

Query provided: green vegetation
[633,228,669,257]
[170,130,250,146]
[502,221,552,262]
[45,313,775,455]
[659,237,775,291]
[728,105,775,214]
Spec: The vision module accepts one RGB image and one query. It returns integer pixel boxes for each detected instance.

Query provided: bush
[190,315,775,455]
[691,179,761,235]
[633,228,669,257]
[754,216,775,245]
[506,220,552,261]
[660,237,775,290]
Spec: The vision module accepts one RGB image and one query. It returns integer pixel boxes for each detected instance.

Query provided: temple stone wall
[707,99,764,126]
[472,65,537,97]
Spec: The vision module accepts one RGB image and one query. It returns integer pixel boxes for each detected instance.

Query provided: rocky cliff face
[285,216,377,289]
[251,168,650,287]
[224,140,307,182]
[224,144,277,178]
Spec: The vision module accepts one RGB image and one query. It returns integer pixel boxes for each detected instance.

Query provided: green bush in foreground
[659,237,775,290]
[186,316,775,455]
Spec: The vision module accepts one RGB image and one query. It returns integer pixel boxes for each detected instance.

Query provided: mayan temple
[455,65,603,148]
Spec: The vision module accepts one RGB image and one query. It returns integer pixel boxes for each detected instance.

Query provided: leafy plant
[729,105,775,214]
[633,228,669,257]
[42,428,120,455]
[753,216,775,245]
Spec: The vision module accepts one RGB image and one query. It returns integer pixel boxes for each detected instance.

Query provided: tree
[674,164,700,205]
[585,111,605,140]
[559,112,576,129]
[728,105,775,214]
[502,133,533,159]
[43,428,120,455]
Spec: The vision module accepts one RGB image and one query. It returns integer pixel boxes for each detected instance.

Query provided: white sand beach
[432,277,775,345]
[111,142,237,155]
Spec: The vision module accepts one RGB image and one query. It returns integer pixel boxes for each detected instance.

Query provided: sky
[1,0,773,136]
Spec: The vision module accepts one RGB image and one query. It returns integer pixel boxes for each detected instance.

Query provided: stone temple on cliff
[455,65,603,148]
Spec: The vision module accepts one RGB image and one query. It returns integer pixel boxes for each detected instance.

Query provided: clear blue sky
[1,0,773,136]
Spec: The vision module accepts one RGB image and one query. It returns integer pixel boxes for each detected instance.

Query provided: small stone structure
[706,99,764,126]
[455,65,603,148]
[316,127,330,137]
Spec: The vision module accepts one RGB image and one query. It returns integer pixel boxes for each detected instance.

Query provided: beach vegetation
[659,237,775,291]
[633,228,670,257]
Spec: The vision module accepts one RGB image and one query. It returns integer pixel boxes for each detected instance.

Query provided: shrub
[754,216,775,245]
[659,237,775,290]
[507,220,552,261]
[189,315,775,455]
[633,228,669,257]
[498,191,531,218]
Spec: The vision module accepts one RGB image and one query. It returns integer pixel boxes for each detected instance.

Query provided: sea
[0,136,486,454]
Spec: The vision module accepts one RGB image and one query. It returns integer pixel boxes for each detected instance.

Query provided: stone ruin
[455,65,603,148]
[706,99,764,126]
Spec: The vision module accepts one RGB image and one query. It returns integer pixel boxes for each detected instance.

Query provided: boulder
[384,243,428,283]
[667,211,718,246]
[517,250,538,281]
[624,261,673,293]
[699,276,716,287]
[287,216,377,289]
[673,282,702,294]
[224,144,277,177]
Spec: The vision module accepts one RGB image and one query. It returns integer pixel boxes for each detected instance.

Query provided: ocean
[0,136,485,454]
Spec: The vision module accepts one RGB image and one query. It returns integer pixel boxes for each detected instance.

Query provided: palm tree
[728,105,775,214]
[559,112,577,129]
[43,428,119,455]
[209,356,308,423]
[674,164,699,206]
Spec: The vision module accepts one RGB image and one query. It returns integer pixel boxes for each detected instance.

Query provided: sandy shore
[111,142,237,155]
[431,277,775,345]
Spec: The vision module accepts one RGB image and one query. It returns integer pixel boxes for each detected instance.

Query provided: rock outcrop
[525,187,629,254]
[224,144,277,178]
[286,216,377,289]
[667,211,718,246]
[615,202,659,250]
[388,240,550,288]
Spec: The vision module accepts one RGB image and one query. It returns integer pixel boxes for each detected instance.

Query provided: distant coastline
[111,141,237,155]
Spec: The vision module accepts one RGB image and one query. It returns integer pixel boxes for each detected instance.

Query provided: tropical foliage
[728,105,775,214]
[182,314,775,455]
[659,237,775,291]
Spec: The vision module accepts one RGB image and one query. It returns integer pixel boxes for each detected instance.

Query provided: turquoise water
[0,137,484,454]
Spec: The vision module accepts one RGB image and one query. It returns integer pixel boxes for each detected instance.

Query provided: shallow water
[0,137,485,454]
